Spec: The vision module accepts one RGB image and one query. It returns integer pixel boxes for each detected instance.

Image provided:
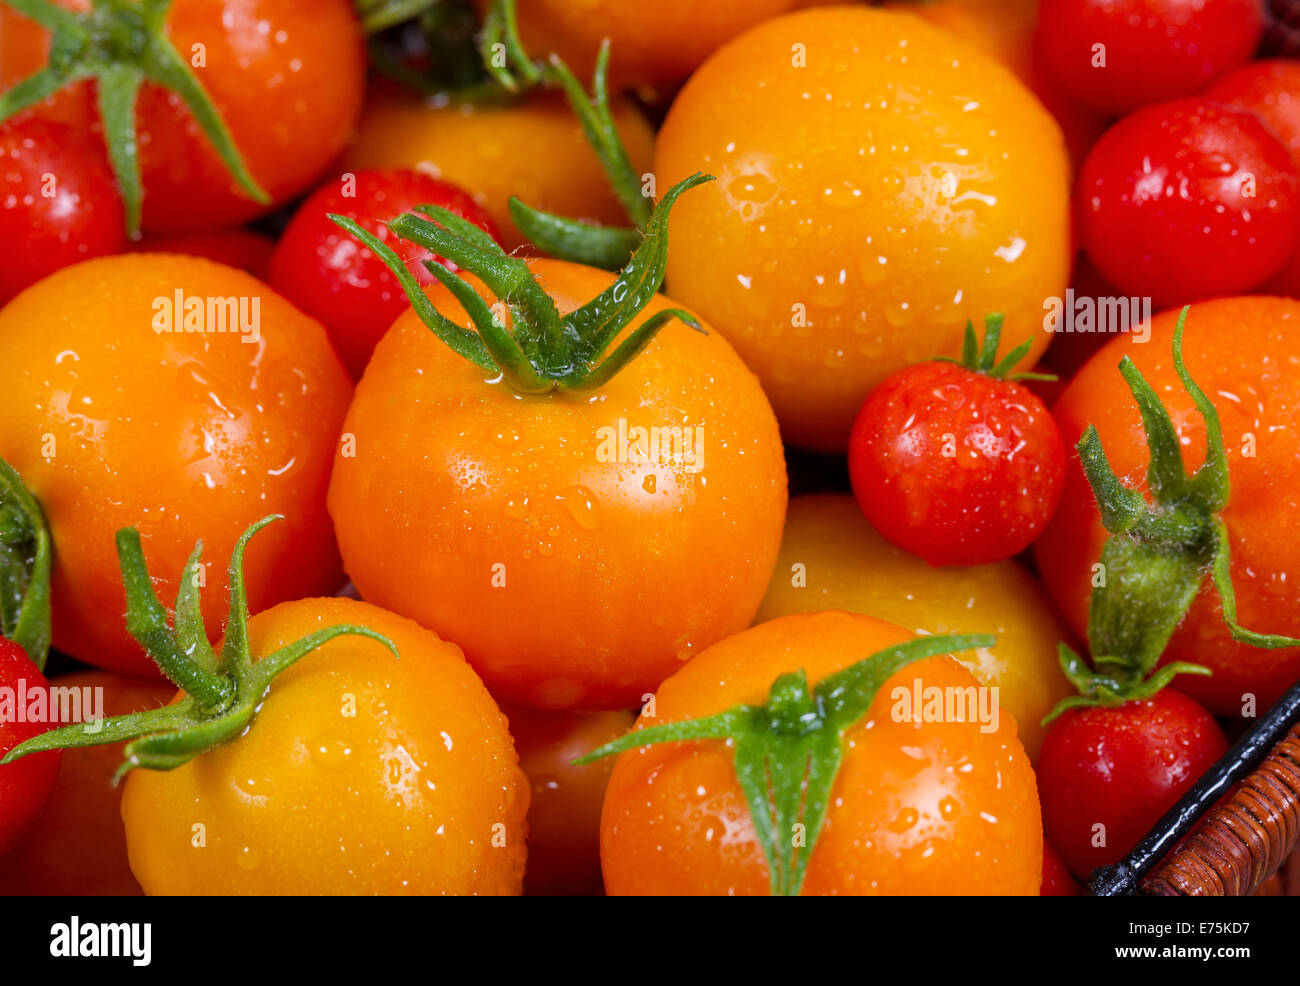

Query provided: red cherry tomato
[269,169,502,378]
[131,229,275,281]
[1036,0,1264,117]
[0,117,124,305]
[848,359,1066,567]
[1041,840,1083,896]
[0,639,61,852]
[1037,690,1227,879]
[1077,100,1300,308]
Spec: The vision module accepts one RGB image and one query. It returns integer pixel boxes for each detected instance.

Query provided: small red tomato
[1077,100,1300,308]
[0,639,61,852]
[269,168,501,378]
[1041,840,1082,896]
[1036,0,1264,117]
[131,229,276,281]
[848,321,1066,567]
[1037,689,1227,879]
[0,117,124,305]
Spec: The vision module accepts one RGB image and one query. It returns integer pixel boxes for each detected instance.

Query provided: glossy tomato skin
[1041,839,1082,895]
[655,7,1071,451]
[122,598,529,895]
[848,361,1066,566]
[1078,101,1299,308]
[0,117,124,305]
[0,640,61,853]
[755,494,1073,760]
[329,259,787,710]
[1,0,365,232]
[1036,0,1264,117]
[600,611,1042,895]
[269,169,501,379]
[1035,297,1300,717]
[131,229,275,281]
[0,671,173,895]
[506,706,635,896]
[0,254,351,675]
[1037,690,1227,879]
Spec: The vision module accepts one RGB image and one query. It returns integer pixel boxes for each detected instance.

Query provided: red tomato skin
[848,361,1066,567]
[1036,0,1265,117]
[131,229,275,281]
[0,640,61,852]
[1041,839,1083,896]
[1037,690,1227,879]
[269,169,501,378]
[0,117,124,304]
[1077,101,1300,308]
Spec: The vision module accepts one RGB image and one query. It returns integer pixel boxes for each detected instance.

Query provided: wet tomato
[0,639,60,853]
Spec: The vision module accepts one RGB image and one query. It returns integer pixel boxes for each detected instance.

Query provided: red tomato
[131,230,275,281]
[1036,0,1264,117]
[1041,839,1083,895]
[1077,101,1299,308]
[0,640,61,852]
[269,169,501,378]
[1037,689,1227,879]
[848,354,1066,566]
[0,117,124,305]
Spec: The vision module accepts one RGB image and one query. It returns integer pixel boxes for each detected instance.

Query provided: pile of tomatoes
[1,0,1299,898]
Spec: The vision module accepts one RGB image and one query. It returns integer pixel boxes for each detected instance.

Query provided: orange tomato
[328,259,787,710]
[129,230,275,281]
[121,597,529,895]
[344,84,655,250]
[0,671,174,896]
[599,611,1042,895]
[655,6,1071,450]
[0,254,351,675]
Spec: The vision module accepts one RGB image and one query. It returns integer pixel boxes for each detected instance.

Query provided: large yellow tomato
[655,6,1071,450]
[756,494,1072,759]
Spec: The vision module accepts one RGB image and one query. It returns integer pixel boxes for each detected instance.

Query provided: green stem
[0,457,52,670]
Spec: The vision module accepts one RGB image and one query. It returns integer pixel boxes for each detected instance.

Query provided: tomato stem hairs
[0,457,52,670]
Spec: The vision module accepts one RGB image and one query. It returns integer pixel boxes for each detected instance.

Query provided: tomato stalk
[936,313,1057,382]
[1044,306,1300,722]
[577,634,994,896]
[0,0,269,234]
[0,515,398,778]
[0,458,51,670]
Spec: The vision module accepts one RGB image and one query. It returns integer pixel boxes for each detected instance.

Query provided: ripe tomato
[344,84,655,250]
[1041,839,1082,895]
[1077,101,1299,308]
[0,254,351,675]
[329,258,787,710]
[270,169,501,379]
[131,230,275,281]
[121,597,529,894]
[1036,0,1264,117]
[1035,297,1300,717]
[506,705,634,895]
[0,639,60,852]
[0,117,124,305]
[0,671,173,896]
[598,611,1042,895]
[655,6,1071,450]
[0,0,366,232]
[1037,689,1227,878]
[755,494,1073,760]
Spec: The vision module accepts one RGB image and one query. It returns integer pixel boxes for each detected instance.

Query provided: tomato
[755,493,1073,760]
[344,84,655,250]
[270,169,501,379]
[1041,839,1082,895]
[1077,101,1299,308]
[0,0,365,232]
[0,254,351,674]
[0,116,125,305]
[329,258,786,710]
[847,329,1067,566]
[1037,689,1227,878]
[120,597,528,895]
[598,611,1042,895]
[1036,297,1300,717]
[1035,0,1264,117]
[131,230,275,281]
[0,639,60,852]
[0,671,173,896]
[655,6,1071,450]
[506,705,634,895]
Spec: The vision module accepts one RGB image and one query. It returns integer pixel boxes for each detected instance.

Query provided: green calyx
[0,457,52,671]
[577,633,995,896]
[329,171,712,393]
[936,313,1055,381]
[0,515,398,779]
[0,0,268,234]
[1043,306,1300,724]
